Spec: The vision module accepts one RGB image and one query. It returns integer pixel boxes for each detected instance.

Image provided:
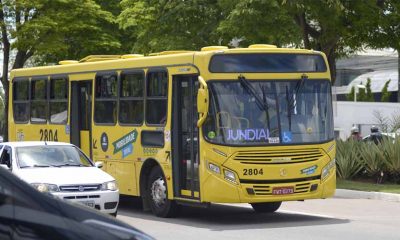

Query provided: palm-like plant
[359,142,386,183]
[336,140,364,180]
[381,138,400,183]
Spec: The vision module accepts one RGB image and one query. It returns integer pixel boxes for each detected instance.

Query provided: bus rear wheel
[147,167,178,218]
[251,202,282,213]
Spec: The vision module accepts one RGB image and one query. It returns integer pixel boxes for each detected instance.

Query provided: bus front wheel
[147,167,178,217]
[251,202,282,213]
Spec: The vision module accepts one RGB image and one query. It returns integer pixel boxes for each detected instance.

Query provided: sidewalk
[335,189,400,202]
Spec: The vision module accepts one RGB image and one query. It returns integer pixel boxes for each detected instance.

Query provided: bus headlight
[101,181,118,191]
[31,183,60,193]
[208,162,221,174]
[321,159,336,180]
[224,169,237,184]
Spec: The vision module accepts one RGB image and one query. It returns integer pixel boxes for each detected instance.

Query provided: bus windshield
[203,79,333,145]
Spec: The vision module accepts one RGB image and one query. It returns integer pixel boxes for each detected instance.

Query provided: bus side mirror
[197,76,209,127]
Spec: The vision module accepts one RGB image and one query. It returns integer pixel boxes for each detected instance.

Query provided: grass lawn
[337,179,400,194]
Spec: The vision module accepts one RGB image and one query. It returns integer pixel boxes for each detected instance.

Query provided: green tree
[118,0,223,54]
[0,0,119,141]
[349,0,400,102]
[217,0,300,47]
[282,0,367,83]
[347,86,355,101]
[216,0,370,84]
[381,79,392,102]
[357,85,366,102]
[365,78,374,102]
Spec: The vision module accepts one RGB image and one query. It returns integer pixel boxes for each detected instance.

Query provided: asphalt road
[117,196,400,240]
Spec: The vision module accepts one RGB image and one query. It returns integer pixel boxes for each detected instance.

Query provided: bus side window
[13,79,30,123]
[119,71,144,125]
[94,72,117,124]
[30,78,48,123]
[49,77,68,124]
[146,70,168,125]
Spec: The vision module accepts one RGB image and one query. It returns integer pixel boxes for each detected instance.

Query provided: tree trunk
[398,51,400,102]
[1,3,10,141]
[1,43,10,142]
[326,48,337,85]
[13,50,32,69]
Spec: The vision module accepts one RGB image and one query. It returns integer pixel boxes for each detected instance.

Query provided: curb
[334,189,400,202]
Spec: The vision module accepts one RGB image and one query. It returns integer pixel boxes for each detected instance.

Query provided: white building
[333,49,399,139]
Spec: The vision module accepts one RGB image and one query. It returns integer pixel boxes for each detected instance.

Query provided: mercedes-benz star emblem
[78,186,84,192]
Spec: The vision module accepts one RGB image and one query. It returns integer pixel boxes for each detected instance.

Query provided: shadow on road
[117,196,350,231]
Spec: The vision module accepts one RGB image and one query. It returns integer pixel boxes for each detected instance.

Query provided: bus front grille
[234,148,323,164]
[252,182,312,196]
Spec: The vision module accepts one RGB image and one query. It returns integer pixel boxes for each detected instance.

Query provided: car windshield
[16,145,93,168]
[203,79,333,145]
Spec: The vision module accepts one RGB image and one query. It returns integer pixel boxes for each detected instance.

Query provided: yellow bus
[9,44,336,217]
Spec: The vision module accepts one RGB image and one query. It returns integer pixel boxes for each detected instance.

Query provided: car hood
[15,167,115,185]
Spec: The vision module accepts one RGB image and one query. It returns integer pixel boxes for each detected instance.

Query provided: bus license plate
[272,187,294,195]
[79,200,95,208]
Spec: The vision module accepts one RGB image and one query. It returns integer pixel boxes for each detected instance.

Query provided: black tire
[110,211,117,217]
[251,202,282,213]
[147,167,178,218]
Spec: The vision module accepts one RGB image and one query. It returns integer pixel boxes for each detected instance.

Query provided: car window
[16,145,93,168]
[0,147,12,168]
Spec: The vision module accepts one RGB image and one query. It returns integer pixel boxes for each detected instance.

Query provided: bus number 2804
[243,168,264,176]
[39,129,58,141]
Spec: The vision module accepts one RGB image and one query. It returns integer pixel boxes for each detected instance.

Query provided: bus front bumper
[201,170,336,203]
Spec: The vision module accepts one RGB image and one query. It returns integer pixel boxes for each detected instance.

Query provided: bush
[336,137,400,184]
[359,142,385,183]
[335,140,364,180]
[381,138,400,183]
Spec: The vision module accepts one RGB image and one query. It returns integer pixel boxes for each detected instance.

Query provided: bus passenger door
[70,81,92,157]
[172,75,200,200]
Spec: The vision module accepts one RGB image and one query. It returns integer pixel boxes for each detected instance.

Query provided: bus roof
[10,45,323,79]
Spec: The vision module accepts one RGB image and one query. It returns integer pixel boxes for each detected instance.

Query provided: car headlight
[31,183,60,193]
[321,159,336,180]
[101,181,118,191]
[224,169,237,184]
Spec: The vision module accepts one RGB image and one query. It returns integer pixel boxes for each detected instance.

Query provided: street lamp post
[354,84,366,102]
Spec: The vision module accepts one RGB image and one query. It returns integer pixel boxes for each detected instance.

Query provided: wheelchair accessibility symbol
[282,131,292,143]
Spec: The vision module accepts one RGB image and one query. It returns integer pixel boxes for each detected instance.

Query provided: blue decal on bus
[101,133,109,152]
[112,130,138,154]
[301,165,318,175]
[122,144,133,158]
[282,131,292,143]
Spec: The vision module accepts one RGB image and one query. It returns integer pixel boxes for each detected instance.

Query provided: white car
[0,141,119,216]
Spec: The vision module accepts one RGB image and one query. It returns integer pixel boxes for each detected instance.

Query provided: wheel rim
[151,177,167,207]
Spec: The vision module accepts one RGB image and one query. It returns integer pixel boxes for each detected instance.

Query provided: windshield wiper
[288,74,308,109]
[20,164,51,168]
[286,74,308,131]
[56,163,85,167]
[238,75,270,129]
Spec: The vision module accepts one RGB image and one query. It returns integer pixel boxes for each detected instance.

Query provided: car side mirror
[94,161,103,168]
[0,164,10,171]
